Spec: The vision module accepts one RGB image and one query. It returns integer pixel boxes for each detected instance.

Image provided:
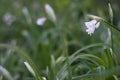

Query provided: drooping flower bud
[45,4,56,24]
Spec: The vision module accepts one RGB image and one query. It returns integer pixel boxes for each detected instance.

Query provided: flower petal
[86,28,95,35]
[85,22,91,28]
[36,17,46,26]
[90,20,97,24]
[95,22,100,28]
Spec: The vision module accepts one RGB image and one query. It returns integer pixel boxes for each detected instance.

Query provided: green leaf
[72,66,120,80]
[102,20,120,32]
[104,48,114,68]
[0,65,13,80]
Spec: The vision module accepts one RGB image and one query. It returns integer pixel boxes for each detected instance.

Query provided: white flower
[45,4,56,23]
[24,61,35,77]
[3,13,15,26]
[85,19,100,35]
[36,17,46,26]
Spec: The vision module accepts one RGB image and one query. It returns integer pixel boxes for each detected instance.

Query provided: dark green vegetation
[1,0,120,80]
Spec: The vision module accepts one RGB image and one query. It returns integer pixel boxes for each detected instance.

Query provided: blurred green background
[1,0,120,80]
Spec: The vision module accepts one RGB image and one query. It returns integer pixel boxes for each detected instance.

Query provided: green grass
[1,0,120,80]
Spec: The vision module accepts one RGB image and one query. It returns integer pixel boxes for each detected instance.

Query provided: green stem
[110,19,113,51]
[102,20,120,32]
[64,39,72,80]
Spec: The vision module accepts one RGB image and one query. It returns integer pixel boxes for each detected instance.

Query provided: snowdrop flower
[85,19,100,35]
[3,13,15,26]
[36,17,46,26]
[45,4,56,23]
[24,61,35,77]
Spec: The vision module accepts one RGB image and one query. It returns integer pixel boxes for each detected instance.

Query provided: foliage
[0,0,120,80]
